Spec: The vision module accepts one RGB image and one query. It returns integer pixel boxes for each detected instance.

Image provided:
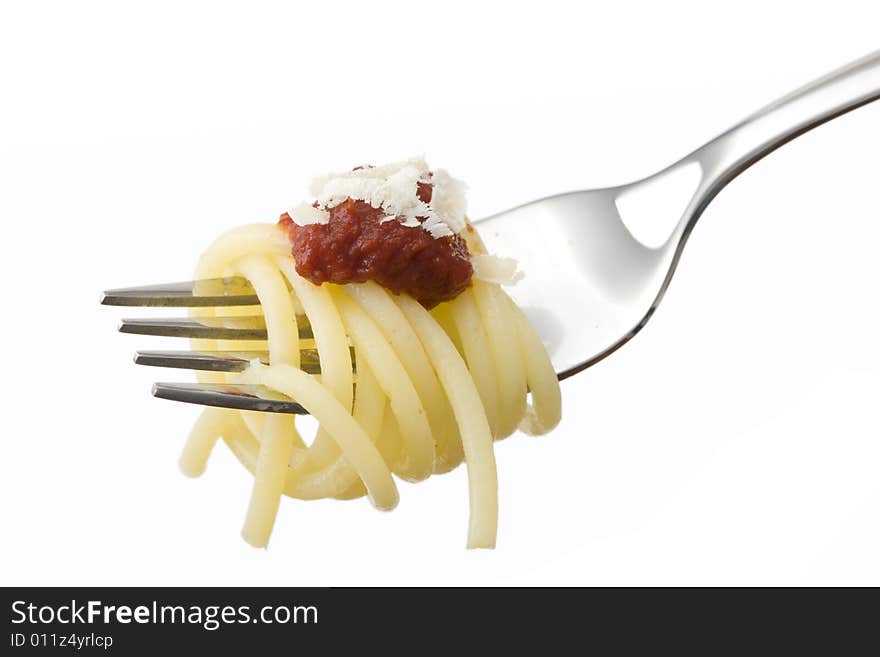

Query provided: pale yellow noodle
[508,297,562,435]
[448,289,501,437]
[333,291,434,481]
[235,255,300,547]
[394,295,498,549]
[240,363,399,511]
[178,221,561,549]
[277,258,352,451]
[344,282,462,471]
[334,358,384,500]
[471,280,527,439]
[179,407,231,477]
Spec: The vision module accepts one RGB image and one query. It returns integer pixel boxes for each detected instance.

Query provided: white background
[1,0,878,586]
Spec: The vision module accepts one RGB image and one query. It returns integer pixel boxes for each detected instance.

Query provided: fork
[102,50,880,413]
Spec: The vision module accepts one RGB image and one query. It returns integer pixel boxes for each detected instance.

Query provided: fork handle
[690,50,880,205]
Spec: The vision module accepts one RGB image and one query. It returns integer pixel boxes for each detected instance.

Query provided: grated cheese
[306,156,468,239]
[287,201,330,226]
[471,254,524,286]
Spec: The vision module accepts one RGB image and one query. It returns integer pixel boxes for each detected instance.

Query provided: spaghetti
[178,159,561,548]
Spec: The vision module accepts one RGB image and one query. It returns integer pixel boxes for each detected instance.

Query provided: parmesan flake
[471,254,524,286]
[306,156,467,239]
[287,202,330,226]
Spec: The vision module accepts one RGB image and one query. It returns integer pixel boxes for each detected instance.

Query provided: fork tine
[119,315,314,340]
[135,349,324,374]
[136,350,268,372]
[152,382,307,414]
[102,277,261,307]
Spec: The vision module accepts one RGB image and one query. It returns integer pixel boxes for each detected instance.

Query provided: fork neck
[677,50,880,238]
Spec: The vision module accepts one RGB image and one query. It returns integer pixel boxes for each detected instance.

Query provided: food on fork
[166,157,561,548]
[279,164,474,308]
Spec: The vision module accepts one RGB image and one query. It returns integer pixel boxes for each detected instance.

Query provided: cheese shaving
[471,254,524,286]
[287,202,330,226]
[306,157,467,239]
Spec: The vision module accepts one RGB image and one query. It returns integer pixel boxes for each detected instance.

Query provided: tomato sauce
[279,181,473,308]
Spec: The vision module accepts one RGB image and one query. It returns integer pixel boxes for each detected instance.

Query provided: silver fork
[102,50,880,412]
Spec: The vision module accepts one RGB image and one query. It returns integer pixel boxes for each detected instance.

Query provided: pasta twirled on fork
[178,159,561,548]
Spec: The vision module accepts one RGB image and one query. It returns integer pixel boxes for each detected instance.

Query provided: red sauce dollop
[279,180,473,308]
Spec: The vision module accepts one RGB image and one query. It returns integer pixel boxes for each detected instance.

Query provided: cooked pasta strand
[180,222,560,549]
